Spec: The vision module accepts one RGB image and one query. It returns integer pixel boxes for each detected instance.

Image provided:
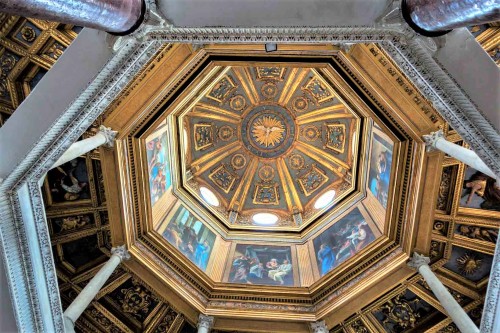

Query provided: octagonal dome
[175,65,361,229]
[101,43,435,323]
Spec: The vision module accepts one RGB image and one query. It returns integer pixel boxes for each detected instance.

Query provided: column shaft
[63,245,129,331]
[51,126,117,170]
[0,0,144,33]
[403,0,500,34]
[418,264,479,333]
[423,130,499,183]
[64,254,121,323]
[434,138,499,183]
[52,133,105,170]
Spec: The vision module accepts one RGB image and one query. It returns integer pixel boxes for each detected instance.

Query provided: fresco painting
[460,167,500,212]
[46,157,90,203]
[368,133,393,208]
[227,244,294,286]
[313,208,375,277]
[162,205,216,271]
[146,123,172,205]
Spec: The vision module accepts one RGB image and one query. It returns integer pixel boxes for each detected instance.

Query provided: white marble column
[423,130,499,184]
[408,253,479,333]
[197,314,214,333]
[310,320,328,333]
[63,245,130,333]
[52,125,117,171]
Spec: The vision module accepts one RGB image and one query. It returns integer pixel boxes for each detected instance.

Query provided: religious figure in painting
[228,245,294,286]
[268,259,292,285]
[194,240,211,271]
[317,243,335,277]
[370,150,390,206]
[49,159,89,202]
[462,171,500,211]
[313,208,376,277]
[147,135,171,204]
[249,263,265,279]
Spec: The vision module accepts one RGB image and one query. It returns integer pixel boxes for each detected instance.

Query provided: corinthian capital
[197,314,214,330]
[111,245,130,261]
[408,252,430,270]
[310,320,328,333]
[422,129,444,152]
[98,125,118,148]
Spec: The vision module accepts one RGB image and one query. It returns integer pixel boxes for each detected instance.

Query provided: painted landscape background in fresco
[162,205,216,271]
[146,123,172,205]
[313,208,375,277]
[227,244,294,286]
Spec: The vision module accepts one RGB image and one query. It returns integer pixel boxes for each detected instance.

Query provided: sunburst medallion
[251,116,285,147]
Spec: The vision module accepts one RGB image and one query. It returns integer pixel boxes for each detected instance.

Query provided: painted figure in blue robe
[369,150,391,207]
[317,243,335,276]
[194,240,211,271]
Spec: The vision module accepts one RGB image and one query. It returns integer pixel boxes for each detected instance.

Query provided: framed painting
[43,156,92,207]
[458,166,500,218]
[225,243,297,286]
[145,120,172,206]
[312,207,376,277]
[161,205,216,272]
[367,128,394,209]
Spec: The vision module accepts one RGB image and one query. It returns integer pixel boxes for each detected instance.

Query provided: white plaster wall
[435,28,500,133]
[158,0,389,27]
[0,28,114,180]
[0,260,17,333]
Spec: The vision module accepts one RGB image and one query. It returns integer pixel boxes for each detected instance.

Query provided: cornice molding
[0,23,498,332]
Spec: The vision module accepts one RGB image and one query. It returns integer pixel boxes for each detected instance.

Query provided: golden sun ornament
[252,116,285,147]
[456,252,483,275]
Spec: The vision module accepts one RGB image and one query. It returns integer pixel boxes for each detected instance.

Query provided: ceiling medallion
[231,153,247,170]
[291,96,309,112]
[241,104,296,158]
[229,94,246,111]
[289,153,305,170]
[252,116,284,147]
[456,252,483,275]
[261,82,278,99]
[217,125,234,141]
[303,125,320,142]
[258,165,275,181]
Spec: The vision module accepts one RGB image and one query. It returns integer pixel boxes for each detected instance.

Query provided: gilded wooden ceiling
[0,11,497,332]
[179,65,361,229]
[0,13,78,126]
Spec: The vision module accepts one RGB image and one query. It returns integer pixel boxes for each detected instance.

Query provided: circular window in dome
[200,187,219,206]
[252,213,279,225]
[314,190,336,209]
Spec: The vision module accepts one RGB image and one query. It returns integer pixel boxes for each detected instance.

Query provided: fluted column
[310,320,328,333]
[197,314,214,333]
[52,125,117,170]
[402,0,500,36]
[0,0,144,34]
[408,253,479,333]
[63,245,130,333]
[423,130,499,184]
